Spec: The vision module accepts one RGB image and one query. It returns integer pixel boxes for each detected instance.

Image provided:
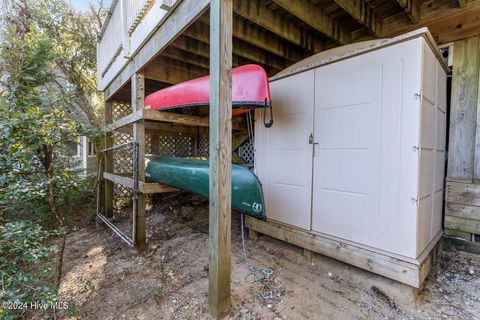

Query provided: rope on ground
[240,213,283,302]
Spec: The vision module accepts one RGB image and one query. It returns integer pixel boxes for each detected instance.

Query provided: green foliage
[0,221,57,319]
[0,2,107,317]
[31,0,108,126]
[0,27,84,225]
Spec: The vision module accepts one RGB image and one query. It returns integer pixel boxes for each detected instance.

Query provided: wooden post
[104,100,114,218]
[445,36,480,239]
[208,0,233,318]
[303,248,313,264]
[132,72,147,252]
[249,229,258,243]
[448,36,480,180]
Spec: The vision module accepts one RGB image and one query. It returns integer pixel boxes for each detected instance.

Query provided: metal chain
[240,213,283,302]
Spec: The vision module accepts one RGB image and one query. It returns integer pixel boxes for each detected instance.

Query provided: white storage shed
[249,28,448,287]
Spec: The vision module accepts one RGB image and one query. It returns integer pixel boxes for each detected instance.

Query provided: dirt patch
[57,193,480,319]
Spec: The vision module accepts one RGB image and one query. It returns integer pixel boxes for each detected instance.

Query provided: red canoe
[145,64,271,113]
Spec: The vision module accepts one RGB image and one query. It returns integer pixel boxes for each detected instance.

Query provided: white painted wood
[255,71,314,230]
[129,2,169,55]
[96,0,181,91]
[97,1,124,78]
[125,0,152,35]
[256,31,447,261]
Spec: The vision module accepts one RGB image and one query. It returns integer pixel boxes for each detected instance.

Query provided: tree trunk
[43,145,64,226]
[54,234,66,288]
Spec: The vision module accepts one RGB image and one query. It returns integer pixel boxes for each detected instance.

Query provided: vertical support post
[445,36,480,239]
[448,36,480,180]
[303,248,313,264]
[104,100,114,218]
[208,0,233,318]
[132,72,146,252]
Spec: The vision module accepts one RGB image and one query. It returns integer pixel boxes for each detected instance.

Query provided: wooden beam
[198,15,306,61]
[153,56,208,74]
[233,0,322,52]
[245,216,442,288]
[396,0,421,23]
[104,100,114,218]
[271,0,350,45]
[184,22,289,71]
[446,180,480,207]
[106,109,244,131]
[445,216,480,234]
[104,0,210,100]
[447,36,480,180]
[427,6,480,44]
[144,59,207,84]
[103,172,178,193]
[382,1,480,43]
[334,0,381,36]
[208,0,232,317]
[145,110,210,127]
[132,72,147,252]
[106,110,144,131]
[171,36,282,74]
[161,46,210,69]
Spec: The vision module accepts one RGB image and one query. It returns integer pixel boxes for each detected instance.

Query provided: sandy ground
[57,192,480,319]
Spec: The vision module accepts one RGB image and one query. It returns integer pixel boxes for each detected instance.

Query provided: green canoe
[145,156,266,220]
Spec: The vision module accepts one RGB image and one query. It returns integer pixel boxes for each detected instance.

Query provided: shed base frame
[245,217,442,288]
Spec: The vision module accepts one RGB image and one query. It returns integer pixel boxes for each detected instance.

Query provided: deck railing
[97,0,178,91]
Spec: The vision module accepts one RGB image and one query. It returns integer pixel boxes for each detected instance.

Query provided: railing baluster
[97,0,176,88]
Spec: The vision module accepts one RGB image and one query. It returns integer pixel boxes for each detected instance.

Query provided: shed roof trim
[270,27,448,82]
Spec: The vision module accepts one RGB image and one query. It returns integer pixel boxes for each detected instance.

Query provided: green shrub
[0,221,57,319]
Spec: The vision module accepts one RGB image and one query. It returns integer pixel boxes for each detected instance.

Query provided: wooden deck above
[97,0,480,100]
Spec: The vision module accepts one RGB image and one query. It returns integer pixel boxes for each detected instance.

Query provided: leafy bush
[0,27,85,226]
[0,221,57,319]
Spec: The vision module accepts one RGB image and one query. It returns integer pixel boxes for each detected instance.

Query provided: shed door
[255,70,314,230]
[311,55,383,243]
[311,40,423,256]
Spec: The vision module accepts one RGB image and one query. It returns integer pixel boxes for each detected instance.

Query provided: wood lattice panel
[238,140,254,166]
[112,101,132,121]
[113,130,134,175]
[198,136,209,157]
[145,134,152,154]
[156,134,194,157]
[198,136,254,166]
